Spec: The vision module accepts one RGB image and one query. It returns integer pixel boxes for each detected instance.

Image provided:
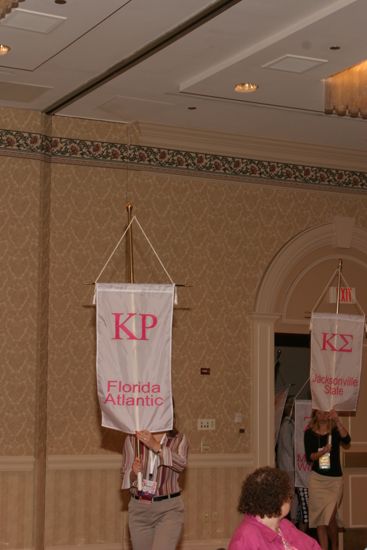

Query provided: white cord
[134,217,174,284]
[93,215,174,285]
[94,216,135,284]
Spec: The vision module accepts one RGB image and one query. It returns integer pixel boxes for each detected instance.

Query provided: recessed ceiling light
[234,82,258,93]
[0,44,11,56]
[329,45,341,51]
[187,106,197,110]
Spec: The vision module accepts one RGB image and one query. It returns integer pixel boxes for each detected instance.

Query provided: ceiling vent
[262,54,328,73]
[1,8,66,33]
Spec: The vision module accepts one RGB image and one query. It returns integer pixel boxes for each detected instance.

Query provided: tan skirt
[308,471,343,528]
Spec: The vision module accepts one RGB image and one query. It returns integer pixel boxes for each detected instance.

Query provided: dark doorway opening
[275,333,310,399]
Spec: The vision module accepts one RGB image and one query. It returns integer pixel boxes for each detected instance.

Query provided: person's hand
[328,409,339,421]
[136,430,160,453]
[329,409,348,437]
[322,443,332,454]
[132,457,142,475]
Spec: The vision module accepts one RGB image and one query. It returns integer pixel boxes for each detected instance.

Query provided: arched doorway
[250,216,367,469]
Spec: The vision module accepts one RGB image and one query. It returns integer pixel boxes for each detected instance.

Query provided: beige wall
[1,107,367,549]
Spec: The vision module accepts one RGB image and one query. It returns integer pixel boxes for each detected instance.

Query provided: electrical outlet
[197,418,216,430]
[200,439,210,453]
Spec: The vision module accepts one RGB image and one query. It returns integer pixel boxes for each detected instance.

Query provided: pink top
[228,515,322,550]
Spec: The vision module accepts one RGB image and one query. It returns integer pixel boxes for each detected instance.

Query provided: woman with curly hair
[228,467,321,549]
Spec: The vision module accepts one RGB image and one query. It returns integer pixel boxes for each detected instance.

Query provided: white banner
[310,313,365,411]
[96,283,175,434]
[294,399,312,488]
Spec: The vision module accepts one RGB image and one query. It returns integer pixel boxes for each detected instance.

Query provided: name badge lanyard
[148,434,166,479]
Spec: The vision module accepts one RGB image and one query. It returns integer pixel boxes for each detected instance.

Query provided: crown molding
[137,121,367,172]
[1,124,366,192]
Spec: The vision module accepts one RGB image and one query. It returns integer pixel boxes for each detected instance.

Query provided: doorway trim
[250,217,367,466]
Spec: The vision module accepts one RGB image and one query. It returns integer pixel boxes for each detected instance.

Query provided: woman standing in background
[304,409,351,550]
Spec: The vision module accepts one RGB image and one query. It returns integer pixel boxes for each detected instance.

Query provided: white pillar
[251,313,280,467]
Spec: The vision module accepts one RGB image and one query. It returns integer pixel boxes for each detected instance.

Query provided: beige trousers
[128,495,184,550]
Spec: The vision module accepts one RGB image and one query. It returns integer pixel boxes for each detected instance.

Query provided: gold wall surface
[1,107,367,549]
[1,153,40,455]
[43,456,251,549]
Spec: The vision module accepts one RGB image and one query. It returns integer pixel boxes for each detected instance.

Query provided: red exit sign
[328,286,356,304]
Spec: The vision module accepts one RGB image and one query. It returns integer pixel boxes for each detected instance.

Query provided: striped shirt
[121,431,188,496]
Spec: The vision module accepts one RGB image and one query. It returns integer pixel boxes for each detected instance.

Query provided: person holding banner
[228,466,321,549]
[304,409,351,550]
[121,425,188,550]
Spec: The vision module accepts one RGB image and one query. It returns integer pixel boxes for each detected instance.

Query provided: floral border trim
[1,128,367,191]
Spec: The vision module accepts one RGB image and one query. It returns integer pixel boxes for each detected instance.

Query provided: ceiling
[0,0,366,153]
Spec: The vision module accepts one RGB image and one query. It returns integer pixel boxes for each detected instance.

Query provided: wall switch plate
[197,418,216,430]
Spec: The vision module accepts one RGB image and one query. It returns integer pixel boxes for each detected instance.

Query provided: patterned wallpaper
[44,167,367,455]
[0,155,42,455]
[1,110,367,457]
